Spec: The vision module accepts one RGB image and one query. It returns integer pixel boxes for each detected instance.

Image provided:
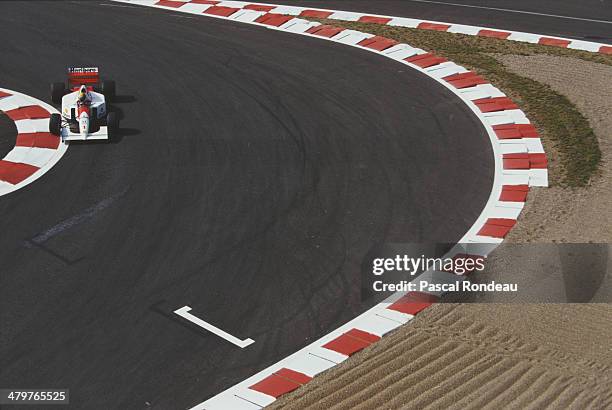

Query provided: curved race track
[0,1,492,408]
[260,0,612,42]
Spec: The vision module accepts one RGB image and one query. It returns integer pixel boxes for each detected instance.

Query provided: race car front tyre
[49,113,61,136]
[101,80,116,102]
[51,82,65,104]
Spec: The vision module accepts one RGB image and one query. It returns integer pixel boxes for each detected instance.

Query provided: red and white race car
[49,67,119,142]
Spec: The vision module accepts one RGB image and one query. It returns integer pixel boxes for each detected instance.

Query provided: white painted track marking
[404,0,612,25]
[174,306,255,348]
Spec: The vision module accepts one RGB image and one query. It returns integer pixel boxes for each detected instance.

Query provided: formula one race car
[49,67,119,142]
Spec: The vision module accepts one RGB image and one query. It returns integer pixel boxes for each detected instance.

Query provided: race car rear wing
[67,67,99,86]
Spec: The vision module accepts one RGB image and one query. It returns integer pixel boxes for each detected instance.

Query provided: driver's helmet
[78,85,88,103]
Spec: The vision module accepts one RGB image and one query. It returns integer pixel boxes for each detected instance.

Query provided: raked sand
[270,304,612,409]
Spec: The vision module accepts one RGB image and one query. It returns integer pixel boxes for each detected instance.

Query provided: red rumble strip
[4,105,50,121]
[405,52,448,68]
[417,22,451,31]
[388,291,439,315]
[492,123,539,139]
[155,0,186,7]
[255,13,294,27]
[249,368,312,398]
[499,185,529,202]
[538,37,571,48]
[299,9,333,19]
[358,15,392,25]
[473,97,519,113]
[16,132,60,150]
[323,328,381,356]
[358,35,399,51]
[528,153,548,169]
[0,160,39,185]
[444,71,488,89]
[477,218,517,238]
[502,153,531,169]
[306,24,345,38]
[503,153,547,170]
[203,5,239,17]
[477,29,511,39]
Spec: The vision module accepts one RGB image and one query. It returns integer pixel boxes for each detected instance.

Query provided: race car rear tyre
[49,113,61,136]
[106,112,118,139]
[106,112,118,129]
[101,80,116,102]
[51,82,65,104]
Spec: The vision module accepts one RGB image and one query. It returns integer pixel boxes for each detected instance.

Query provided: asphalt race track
[259,0,612,42]
[0,1,492,409]
[0,113,16,160]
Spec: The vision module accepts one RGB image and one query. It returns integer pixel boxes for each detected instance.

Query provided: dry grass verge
[305,19,612,187]
[500,55,612,242]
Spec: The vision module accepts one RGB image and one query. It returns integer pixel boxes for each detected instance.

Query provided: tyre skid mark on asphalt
[26,187,129,245]
[21,187,129,265]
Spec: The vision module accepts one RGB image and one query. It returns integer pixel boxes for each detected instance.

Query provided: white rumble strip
[0,88,68,197]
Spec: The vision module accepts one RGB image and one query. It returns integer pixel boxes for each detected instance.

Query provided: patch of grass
[306,19,608,186]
